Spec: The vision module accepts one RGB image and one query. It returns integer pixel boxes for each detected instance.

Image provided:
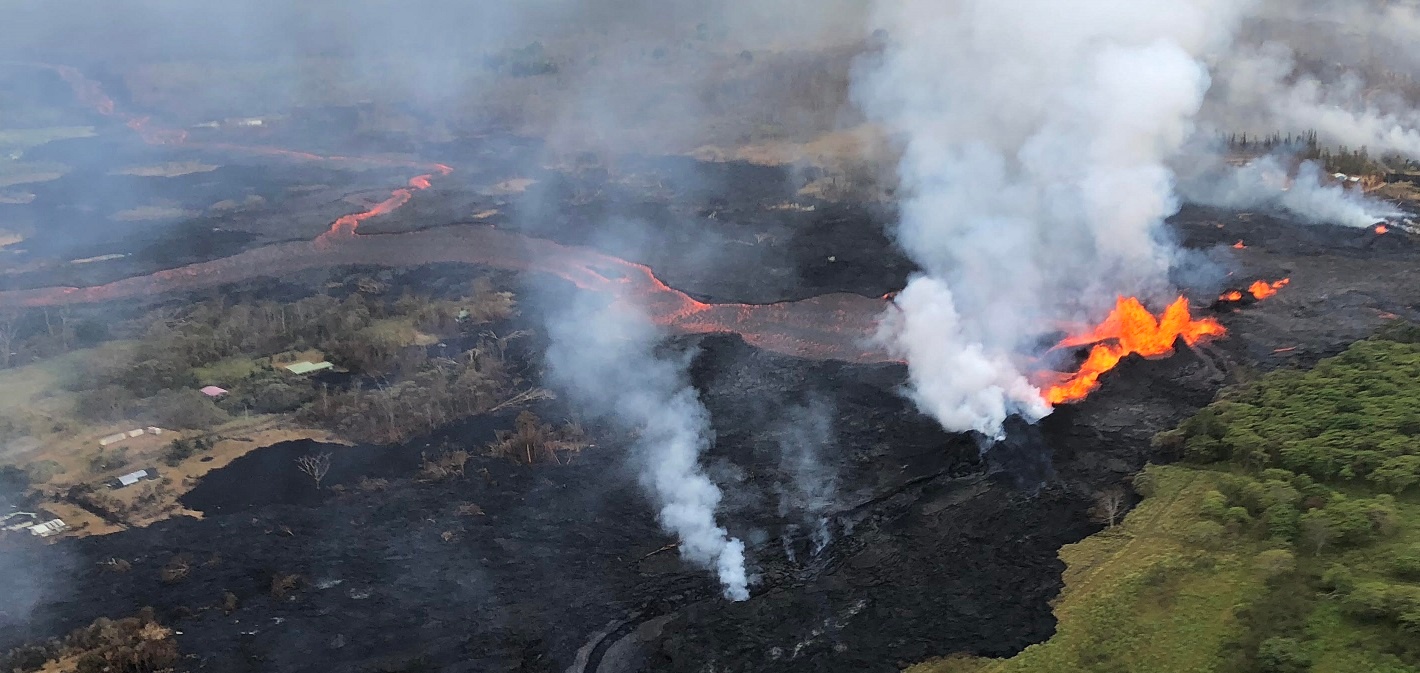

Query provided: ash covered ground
[1,139,1417,672]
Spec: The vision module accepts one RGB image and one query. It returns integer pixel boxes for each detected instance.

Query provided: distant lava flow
[0,228,889,362]
[1040,296,1226,405]
[9,65,885,363]
[40,62,452,239]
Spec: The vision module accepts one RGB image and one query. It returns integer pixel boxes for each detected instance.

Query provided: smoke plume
[542,292,748,601]
[1177,153,1402,228]
[855,0,1248,437]
[772,399,837,558]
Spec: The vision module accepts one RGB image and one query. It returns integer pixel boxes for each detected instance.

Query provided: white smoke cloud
[855,0,1250,437]
[543,294,748,601]
[1206,41,1420,157]
[1178,153,1401,227]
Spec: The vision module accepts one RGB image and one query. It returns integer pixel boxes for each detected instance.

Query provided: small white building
[29,519,68,537]
[112,468,158,489]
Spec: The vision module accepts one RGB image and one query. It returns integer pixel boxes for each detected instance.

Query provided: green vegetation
[162,436,213,466]
[24,275,524,438]
[916,327,1420,673]
[1223,129,1413,178]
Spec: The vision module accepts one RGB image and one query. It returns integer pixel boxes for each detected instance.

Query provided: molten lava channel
[15,63,1287,407]
[3,64,887,365]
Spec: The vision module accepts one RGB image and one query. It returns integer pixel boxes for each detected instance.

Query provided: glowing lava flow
[1233,240,1246,249]
[1376,224,1390,235]
[2,63,890,364]
[1218,278,1290,303]
[1042,296,1225,405]
[39,62,451,240]
[1248,278,1289,299]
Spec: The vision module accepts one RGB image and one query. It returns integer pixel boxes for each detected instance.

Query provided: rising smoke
[1177,153,1402,228]
[541,291,748,601]
[854,0,1251,438]
[1204,1,1420,157]
[772,398,837,559]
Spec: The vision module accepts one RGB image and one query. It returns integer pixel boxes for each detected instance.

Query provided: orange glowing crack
[1247,278,1289,300]
[1218,277,1289,303]
[1042,296,1225,405]
[1376,224,1390,234]
[1233,240,1246,249]
[43,62,450,242]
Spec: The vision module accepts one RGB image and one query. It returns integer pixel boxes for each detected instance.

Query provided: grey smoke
[854,0,1250,438]
[772,399,837,558]
[1206,40,1420,157]
[542,293,747,601]
[1177,153,1401,227]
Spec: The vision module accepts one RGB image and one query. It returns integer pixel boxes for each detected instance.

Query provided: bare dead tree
[0,310,18,368]
[1093,487,1128,529]
[295,452,332,490]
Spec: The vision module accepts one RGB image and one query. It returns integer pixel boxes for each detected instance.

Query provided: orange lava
[2,64,889,364]
[1233,240,1246,249]
[1247,278,1289,300]
[1376,224,1390,234]
[1043,297,1225,405]
[1219,290,1244,302]
[42,62,449,240]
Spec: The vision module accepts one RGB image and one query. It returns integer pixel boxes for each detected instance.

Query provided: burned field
[2,122,1418,673]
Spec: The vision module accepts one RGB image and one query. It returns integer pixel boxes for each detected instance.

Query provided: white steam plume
[543,295,748,601]
[1207,41,1420,157]
[1178,153,1402,228]
[855,0,1249,438]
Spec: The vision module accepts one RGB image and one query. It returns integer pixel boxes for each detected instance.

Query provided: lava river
[0,63,1274,403]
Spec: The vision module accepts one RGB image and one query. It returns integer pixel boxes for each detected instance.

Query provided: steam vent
[2,3,1420,672]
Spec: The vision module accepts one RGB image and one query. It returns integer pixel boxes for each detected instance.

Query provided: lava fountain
[1040,297,1226,405]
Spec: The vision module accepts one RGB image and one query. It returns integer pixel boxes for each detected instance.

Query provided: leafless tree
[0,311,18,369]
[1093,487,1128,529]
[295,452,332,490]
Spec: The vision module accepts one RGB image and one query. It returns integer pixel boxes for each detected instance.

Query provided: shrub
[486,412,587,465]
[1390,544,1420,581]
[1199,490,1228,520]
[1320,564,1356,594]
[1256,637,1311,673]
[271,573,303,599]
[88,448,129,474]
[418,450,470,481]
[146,389,228,430]
[163,437,212,466]
[1263,503,1300,542]
[1183,521,1226,549]
[23,460,65,484]
[159,555,191,584]
[1253,549,1297,579]
[1341,582,1420,623]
